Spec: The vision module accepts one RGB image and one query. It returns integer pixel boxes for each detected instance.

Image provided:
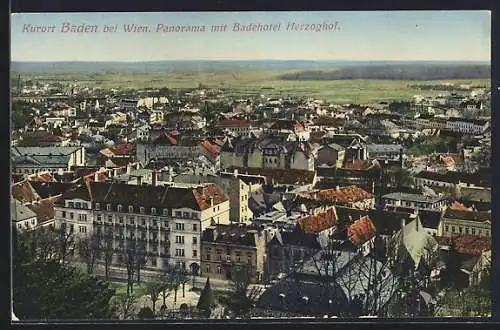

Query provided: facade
[445,118,490,135]
[217,119,251,138]
[438,208,491,238]
[11,198,38,232]
[173,171,253,223]
[316,143,345,168]
[366,144,403,162]
[11,146,86,174]
[381,192,448,211]
[54,181,229,273]
[200,225,267,282]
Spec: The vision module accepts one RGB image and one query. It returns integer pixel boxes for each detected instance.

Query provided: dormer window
[128,205,133,213]
[140,207,145,214]
[117,204,123,212]
[68,202,74,208]
[151,208,156,215]
[163,209,169,216]
[95,203,100,210]
[106,204,111,211]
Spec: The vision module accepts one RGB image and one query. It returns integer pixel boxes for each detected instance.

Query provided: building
[267,119,310,141]
[11,146,86,174]
[366,144,403,162]
[216,119,251,138]
[54,181,229,274]
[11,198,38,232]
[316,143,345,168]
[381,192,448,212]
[444,118,490,135]
[438,208,491,238]
[200,225,267,282]
[302,186,375,210]
[174,170,256,224]
[220,137,316,171]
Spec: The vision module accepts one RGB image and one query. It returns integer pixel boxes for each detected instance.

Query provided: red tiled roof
[200,139,220,156]
[217,119,250,127]
[453,235,491,255]
[450,201,472,211]
[12,180,40,203]
[25,195,61,224]
[28,171,54,183]
[311,185,373,205]
[192,183,228,211]
[153,133,177,145]
[347,215,376,246]
[298,208,337,234]
[112,143,134,156]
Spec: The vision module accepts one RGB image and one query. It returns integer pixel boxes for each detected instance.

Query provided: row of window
[444,224,490,236]
[175,235,198,245]
[62,211,87,221]
[94,203,200,218]
[67,202,90,209]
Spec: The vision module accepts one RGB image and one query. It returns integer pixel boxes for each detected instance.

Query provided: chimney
[113,168,118,177]
[94,171,99,182]
[127,163,132,175]
[152,170,157,187]
[137,176,142,185]
[336,186,340,192]
[233,168,238,177]
[136,162,140,170]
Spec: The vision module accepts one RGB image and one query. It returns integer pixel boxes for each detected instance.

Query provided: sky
[10,11,491,62]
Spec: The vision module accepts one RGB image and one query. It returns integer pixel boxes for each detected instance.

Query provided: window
[216,249,222,260]
[191,212,198,219]
[193,250,198,257]
[82,203,88,209]
[75,202,81,209]
[78,214,87,221]
[192,237,197,245]
[119,216,124,224]
[106,204,111,211]
[69,213,74,220]
[236,252,241,262]
[163,220,169,228]
[444,225,449,232]
[175,211,182,217]
[151,258,157,267]
[472,228,476,235]
[217,266,222,274]
[151,219,157,227]
[163,209,169,216]
[70,224,74,233]
[205,265,210,273]
[79,226,87,233]
[175,249,185,257]
[213,207,216,213]
[459,227,463,234]
[452,226,456,233]
[107,215,113,222]
[175,236,185,244]
[175,223,185,231]
[97,215,102,222]
[183,212,189,218]
[141,218,146,226]
[18,224,22,229]
[62,211,66,218]
[206,253,211,261]
[465,228,470,235]
[151,208,156,215]
[193,224,198,232]
[117,205,123,212]
[31,219,36,225]
[128,205,134,213]
[140,207,145,214]
[68,202,74,208]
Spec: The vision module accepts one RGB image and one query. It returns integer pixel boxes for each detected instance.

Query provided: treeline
[408,84,488,91]
[279,64,491,81]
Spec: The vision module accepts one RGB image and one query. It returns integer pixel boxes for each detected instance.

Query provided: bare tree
[102,232,114,281]
[145,277,163,315]
[227,264,260,317]
[57,226,76,265]
[121,240,139,297]
[135,240,148,285]
[77,232,102,274]
[111,294,137,320]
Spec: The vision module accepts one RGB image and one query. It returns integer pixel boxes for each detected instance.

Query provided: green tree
[197,277,216,317]
[145,277,163,315]
[13,258,115,320]
[226,265,260,317]
[137,307,155,319]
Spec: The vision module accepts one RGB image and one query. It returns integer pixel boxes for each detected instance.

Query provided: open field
[11,67,490,104]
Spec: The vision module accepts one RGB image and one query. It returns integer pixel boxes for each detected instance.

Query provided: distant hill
[279,64,491,81]
[10,60,491,75]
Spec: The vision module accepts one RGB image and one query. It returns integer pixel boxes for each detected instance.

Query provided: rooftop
[382,192,446,204]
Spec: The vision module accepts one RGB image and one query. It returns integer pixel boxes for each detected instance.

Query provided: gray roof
[367,144,402,153]
[12,146,82,156]
[382,192,446,204]
[11,146,82,167]
[11,199,37,222]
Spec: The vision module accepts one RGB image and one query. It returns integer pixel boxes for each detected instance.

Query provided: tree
[102,233,114,281]
[121,240,139,297]
[57,227,76,265]
[197,277,216,317]
[137,307,155,319]
[145,277,163,315]
[13,258,115,320]
[226,264,260,317]
[111,294,137,320]
[77,232,102,275]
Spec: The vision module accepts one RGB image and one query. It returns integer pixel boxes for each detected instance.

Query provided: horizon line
[11,59,491,63]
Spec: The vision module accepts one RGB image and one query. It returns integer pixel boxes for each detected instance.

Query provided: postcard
[10,11,492,321]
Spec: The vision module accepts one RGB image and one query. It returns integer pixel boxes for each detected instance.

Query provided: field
[12,67,490,104]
